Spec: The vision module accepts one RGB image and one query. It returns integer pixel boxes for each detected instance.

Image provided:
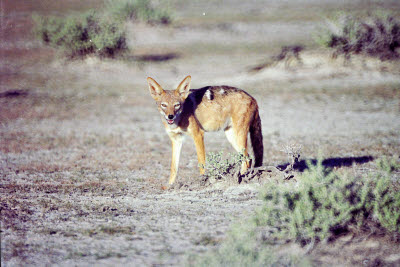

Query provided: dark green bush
[33,11,128,58]
[315,13,400,60]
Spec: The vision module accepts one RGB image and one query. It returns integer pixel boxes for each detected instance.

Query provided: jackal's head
[147,75,191,125]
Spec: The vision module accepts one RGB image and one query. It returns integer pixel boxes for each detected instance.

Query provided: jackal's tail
[250,109,263,167]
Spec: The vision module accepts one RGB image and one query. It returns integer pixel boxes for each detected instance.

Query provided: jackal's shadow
[277,156,374,172]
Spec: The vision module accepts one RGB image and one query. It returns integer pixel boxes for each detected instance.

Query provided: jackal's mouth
[167,119,174,125]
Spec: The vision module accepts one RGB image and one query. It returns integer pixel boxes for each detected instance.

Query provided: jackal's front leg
[191,130,205,175]
[168,133,183,184]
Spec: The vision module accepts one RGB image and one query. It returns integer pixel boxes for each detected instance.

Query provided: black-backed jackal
[147,75,263,185]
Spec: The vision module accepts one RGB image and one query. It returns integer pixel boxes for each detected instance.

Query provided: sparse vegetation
[191,156,400,265]
[189,205,308,266]
[105,0,172,25]
[314,12,400,60]
[256,156,400,246]
[33,11,128,58]
[201,150,249,183]
[189,227,305,266]
[32,0,172,58]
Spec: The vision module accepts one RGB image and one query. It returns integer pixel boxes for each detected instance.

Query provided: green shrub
[314,12,400,60]
[201,150,248,182]
[190,156,399,265]
[376,155,400,174]
[105,0,172,24]
[188,222,307,267]
[372,156,400,232]
[33,0,173,58]
[256,156,400,246]
[33,11,128,58]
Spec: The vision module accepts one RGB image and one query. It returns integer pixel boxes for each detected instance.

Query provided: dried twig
[240,143,302,183]
[280,143,302,180]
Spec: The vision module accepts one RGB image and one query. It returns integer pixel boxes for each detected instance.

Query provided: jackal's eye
[161,103,167,109]
[174,103,181,110]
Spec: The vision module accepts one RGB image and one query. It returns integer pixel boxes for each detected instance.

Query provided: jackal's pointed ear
[147,77,164,101]
[175,75,191,99]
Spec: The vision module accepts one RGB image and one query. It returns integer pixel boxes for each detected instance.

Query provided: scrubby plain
[1,0,400,266]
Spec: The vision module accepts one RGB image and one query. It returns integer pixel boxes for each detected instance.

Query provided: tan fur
[147,75,263,185]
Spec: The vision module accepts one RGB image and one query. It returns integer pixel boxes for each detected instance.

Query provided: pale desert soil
[1,0,400,266]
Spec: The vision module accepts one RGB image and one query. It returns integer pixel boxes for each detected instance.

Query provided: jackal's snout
[166,114,175,125]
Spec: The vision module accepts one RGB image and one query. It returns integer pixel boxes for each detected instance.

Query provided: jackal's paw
[161,185,169,190]
[161,182,178,190]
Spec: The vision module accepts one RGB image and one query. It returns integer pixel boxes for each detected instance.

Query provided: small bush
[33,11,128,58]
[188,222,307,266]
[256,156,400,246]
[314,12,400,60]
[201,150,248,183]
[105,0,172,24]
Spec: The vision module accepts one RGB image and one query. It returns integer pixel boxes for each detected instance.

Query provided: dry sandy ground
[1,0,400,266]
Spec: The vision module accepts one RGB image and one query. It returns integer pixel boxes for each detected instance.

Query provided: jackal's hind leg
[224,127,250,173]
